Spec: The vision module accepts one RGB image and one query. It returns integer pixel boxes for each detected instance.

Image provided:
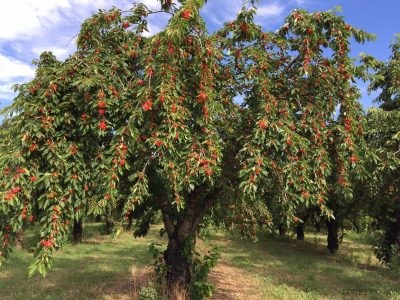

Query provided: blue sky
[0,0,399,111]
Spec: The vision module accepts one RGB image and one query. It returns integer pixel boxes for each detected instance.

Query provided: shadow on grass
[210,230,400,299]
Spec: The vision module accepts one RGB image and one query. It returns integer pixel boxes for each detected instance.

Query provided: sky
[0,0,399,111]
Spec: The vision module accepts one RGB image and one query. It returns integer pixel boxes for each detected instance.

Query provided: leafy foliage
[358,36,400,265]
[0,0,378,294]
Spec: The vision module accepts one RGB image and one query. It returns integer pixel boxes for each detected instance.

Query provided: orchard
[0,0,399,298]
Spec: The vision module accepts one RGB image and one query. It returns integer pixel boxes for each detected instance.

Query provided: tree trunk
[127,211,134,230]
[15,229,24,249]
[296,223,305,240]
[382,213,400,263]
[104,204,114,234]
[105,220,114,234]
[326,218,339,254]
[164,236,191,296]
[315,220,321,232]
[278,223,287,236]
[72,220,83,243]
[157,185,221,297]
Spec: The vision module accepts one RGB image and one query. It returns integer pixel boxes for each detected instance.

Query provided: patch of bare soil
[103,263,261,299]
[102,266,154,300]
[209,263,262,300]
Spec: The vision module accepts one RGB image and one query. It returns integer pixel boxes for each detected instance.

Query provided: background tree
[236,7,372,249]
[357,36,400,265]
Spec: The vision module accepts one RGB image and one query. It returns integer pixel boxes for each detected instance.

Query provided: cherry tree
[0,0,374,295]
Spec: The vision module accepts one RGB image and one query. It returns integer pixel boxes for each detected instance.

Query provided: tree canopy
[0,0,379,295]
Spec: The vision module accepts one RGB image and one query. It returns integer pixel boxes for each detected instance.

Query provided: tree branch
[159,194,175,238]
[192,187,222,231]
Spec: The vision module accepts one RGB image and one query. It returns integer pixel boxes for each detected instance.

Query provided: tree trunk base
[382,214,400,263]
[296,223,305,240]
[105,220,114,234]
[315,220,321,233]
[72,220,83,243]
[164,238,191,298]
[278,224,287,236]
[15,229,24,249]
[326,218,339,254]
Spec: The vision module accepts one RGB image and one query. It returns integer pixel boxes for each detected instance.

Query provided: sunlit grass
[0,223,159,299]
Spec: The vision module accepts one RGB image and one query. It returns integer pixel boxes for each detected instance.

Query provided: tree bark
[72,219,83,243]
[127,211,134,229]
[159,186,221,296]
[15,229,24,249]
[382,212,400,263]
[326,218,339,254]
[296,222,305,240]
[278,223,287,236]
[105,220,114,234]
[164,235,191,296]
[315,220,321,232]
[105,206,114,234]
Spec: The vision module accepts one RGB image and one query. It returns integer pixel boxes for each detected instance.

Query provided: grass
[206,229,400,299]
[0,223,160,299]
[0,224,399,299]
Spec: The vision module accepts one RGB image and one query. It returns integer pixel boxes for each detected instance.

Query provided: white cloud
[141,0,161,10]
[0,84,17,107]
[257,3,285,18]
[0,0,168,108]
[202,0,242,28]
[0,0,139,41]
[31,46,74,61]
[0,54,34,107]
[0,54,34,82]
[144,22,164,37]
[0,0,70,40]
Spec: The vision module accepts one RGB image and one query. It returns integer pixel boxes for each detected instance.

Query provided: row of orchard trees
[0,0,398,297]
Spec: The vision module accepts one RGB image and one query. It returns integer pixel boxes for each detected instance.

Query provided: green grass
[0,224,399,299]
[206,230,400,300]
[0,223,160,299]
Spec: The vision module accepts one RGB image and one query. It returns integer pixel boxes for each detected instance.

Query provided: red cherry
[122,21,130,29]
[301,190,310,199]
[349,155,358,163]
[142,99,153,111]
[197,91,208,102]
[258,120,267,129]
[98,100,107,109]
[181,9,192,20]
[29,143,37,152]
[204,167,213,176]
[240,22,248,33]
[99,120,107,131]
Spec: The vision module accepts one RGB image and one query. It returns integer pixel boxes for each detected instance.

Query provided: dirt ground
[209,263,262,300]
